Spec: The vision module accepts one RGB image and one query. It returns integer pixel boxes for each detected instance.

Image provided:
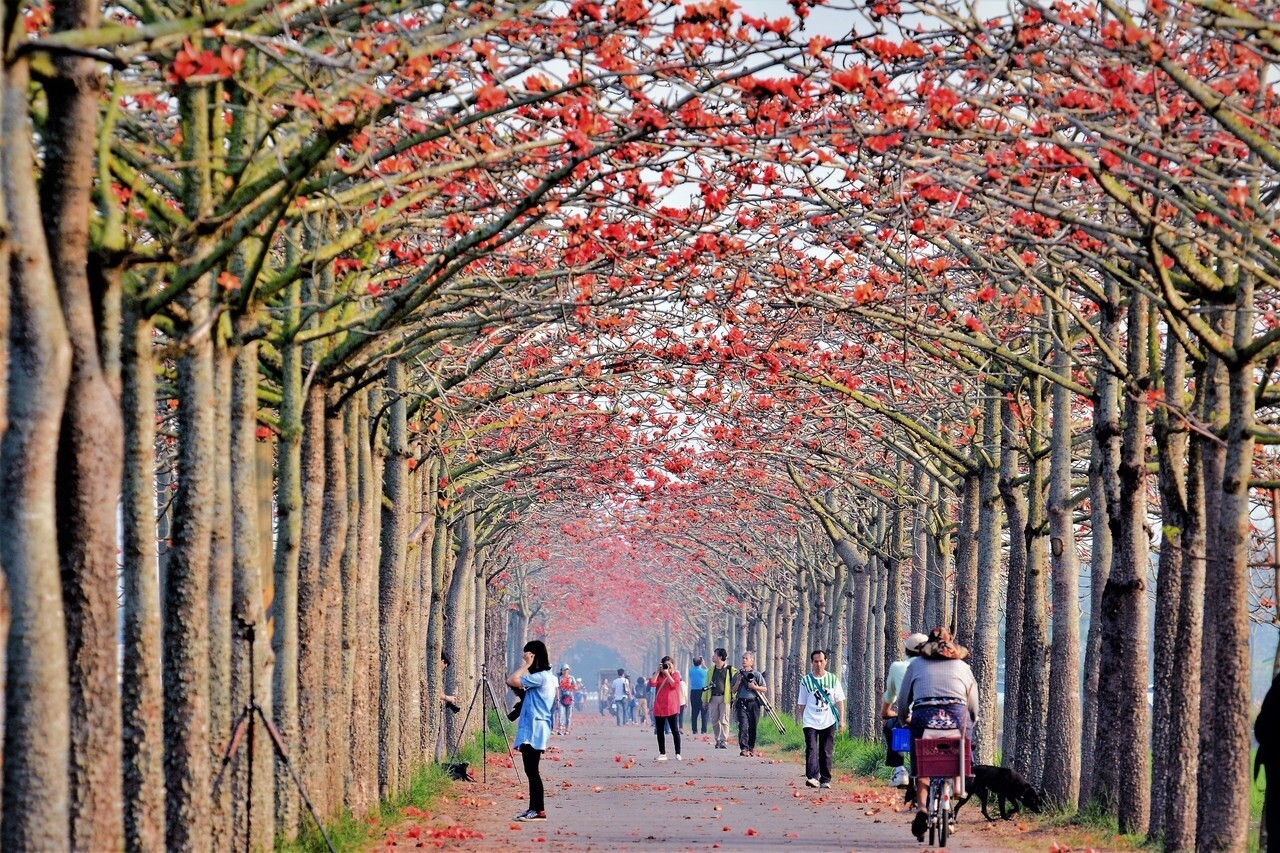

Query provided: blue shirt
[516,670,556,750]
[688,665,708,691]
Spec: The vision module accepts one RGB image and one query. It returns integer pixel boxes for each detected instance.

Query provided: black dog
[954,765,1044,821]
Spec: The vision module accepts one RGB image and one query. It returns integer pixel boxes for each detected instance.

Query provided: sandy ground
[374,708,1121,852]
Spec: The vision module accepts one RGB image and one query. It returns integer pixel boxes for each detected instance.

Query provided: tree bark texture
[0,55,74,851]
[1042,306,1081,809]
[379,362,407,795]
[1015,369,1049,785]
[972,390,1002,764]
[296,382,329,815]
[999,389,1028,768]
[207,345,233,851]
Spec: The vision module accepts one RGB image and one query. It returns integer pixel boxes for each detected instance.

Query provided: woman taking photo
[648,655,683,761]
[508,640,556,821]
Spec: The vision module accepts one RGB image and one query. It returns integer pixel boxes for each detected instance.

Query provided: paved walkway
[381,708,1058,851]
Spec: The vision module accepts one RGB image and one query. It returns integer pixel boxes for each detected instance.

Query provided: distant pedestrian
[598,678,610,716]
[635,673,650,724]
[706,648,736,749]
[556,665,575,735]
[732,651,766,756]
[881,632,929,788]
[611,669,631,726]
[688,656,709,734]
[508,640,555,822]
[678,672,690,732]
[797,649,845,789]
[574,678,585,711]
[649,655,683,761]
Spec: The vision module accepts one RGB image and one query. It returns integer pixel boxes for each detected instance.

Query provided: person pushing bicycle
[897,627,978,843]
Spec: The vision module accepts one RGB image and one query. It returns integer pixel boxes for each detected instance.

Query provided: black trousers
[690,691,707,733]
[655,714,681,755]
[882,716,905,768]
[804,724,836,782]
[520,744,544,812]
[735,699,760,751]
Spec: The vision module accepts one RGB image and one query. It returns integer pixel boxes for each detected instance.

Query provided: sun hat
[904,632,930,655]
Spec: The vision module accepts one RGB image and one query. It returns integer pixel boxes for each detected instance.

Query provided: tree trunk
[340,399,362,812]
[208,344,233,851]
[1102,292,1152,833]
[379,362,407,794]
[163,282,216,850]
[296,382,329,815]
[0,52,74,852]
[271,290,303,837]
[350,389,380,813]
[954,472,980,647]
[1081,314,1120,808]
[43,3,123,838]
[444,509,476,756]
[1042,303,1081,809]
[972,391,1002,764]
[999,388,1028,767]
[1198,289,1256,850]
[1015,368,1049,785]
[229,335,273,850]
[911,466,927,630]
[1149,327,1187,844]
[121,299,165,852]
[1163,351,1206,852]
[399,464,423,782]
[320,388,350,812]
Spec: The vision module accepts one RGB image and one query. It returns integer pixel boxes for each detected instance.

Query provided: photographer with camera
[507,640,556,822]
[441,652,461,714]
[648,655,683,761]
[732,651,767,757]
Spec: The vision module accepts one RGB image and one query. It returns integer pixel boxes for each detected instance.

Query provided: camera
[662,663,670,670]
[445,700,462,714]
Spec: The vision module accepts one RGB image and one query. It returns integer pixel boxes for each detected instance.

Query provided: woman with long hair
[897,627,979,842]
[508,639,556,821]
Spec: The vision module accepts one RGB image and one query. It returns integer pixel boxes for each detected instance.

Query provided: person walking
[678,672,690,732]
[556,665,575,735]
[897,627,979,842]
[881,632,929,788]
[649,655,684,761]
[634,672,650,725]
[797,649,845,789]
[705,648,736,749]
[508,640,556,822]
[611,669,631,726]
[732,651,766,756]
[598,678,610,716]
[687,656,709,734]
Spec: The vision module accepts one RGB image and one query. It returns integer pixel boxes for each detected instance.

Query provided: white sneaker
[890,766,910,787]
[806,778,820,788]
[656,754,667,762]
[675,754,682,761]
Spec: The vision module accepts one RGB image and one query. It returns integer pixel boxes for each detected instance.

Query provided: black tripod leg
[485,677,522,784]
[213,705,255,798]
[255,706,338,853]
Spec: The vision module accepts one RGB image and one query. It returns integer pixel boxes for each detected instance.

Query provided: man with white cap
[881,632,929,787]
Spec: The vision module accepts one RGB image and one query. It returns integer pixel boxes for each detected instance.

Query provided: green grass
[752,711,888,778]
[279,712,510,852]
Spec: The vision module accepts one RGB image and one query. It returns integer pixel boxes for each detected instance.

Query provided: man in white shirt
[796,649,846,789]
[611,669,631,726]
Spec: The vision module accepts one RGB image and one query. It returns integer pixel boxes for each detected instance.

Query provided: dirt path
[378,709,1117,851]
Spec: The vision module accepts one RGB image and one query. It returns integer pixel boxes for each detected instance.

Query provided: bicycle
[912,731,971,847]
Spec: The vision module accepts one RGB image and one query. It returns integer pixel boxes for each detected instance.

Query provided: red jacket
[648,670,682,717]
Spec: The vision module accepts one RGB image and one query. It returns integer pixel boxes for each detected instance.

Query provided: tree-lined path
[1,0,1278,848]
[382,712,1038,852]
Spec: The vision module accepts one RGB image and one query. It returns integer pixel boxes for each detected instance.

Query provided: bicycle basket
[913,737,969,778]
[890,726,912,753]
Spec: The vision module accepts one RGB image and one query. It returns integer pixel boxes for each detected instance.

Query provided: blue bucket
[890,726,912,753]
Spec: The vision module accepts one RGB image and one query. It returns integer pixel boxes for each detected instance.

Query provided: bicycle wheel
[927,781,938,846]
[939,780,951,847]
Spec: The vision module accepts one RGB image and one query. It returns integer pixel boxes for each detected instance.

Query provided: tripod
[212,621,336,853]
[759,691,788,735]
[451,662,520,784]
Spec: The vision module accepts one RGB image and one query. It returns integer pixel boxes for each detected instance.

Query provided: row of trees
[0,0,1276,850]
